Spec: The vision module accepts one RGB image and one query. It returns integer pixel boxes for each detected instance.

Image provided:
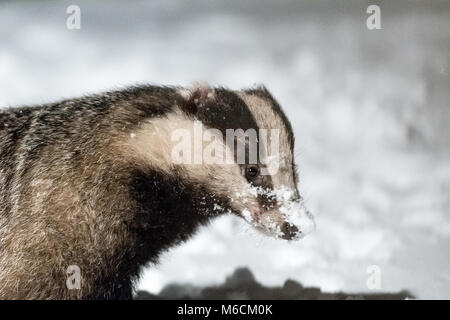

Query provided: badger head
[174,85,315,240]
[126,84,315,241]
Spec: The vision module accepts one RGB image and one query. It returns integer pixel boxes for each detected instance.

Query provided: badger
[0,84,314,299]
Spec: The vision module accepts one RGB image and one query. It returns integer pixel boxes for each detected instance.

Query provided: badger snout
[280,206,315,240]
[280,221,300,240]
[236,186,315,241]
[241,204,315,241]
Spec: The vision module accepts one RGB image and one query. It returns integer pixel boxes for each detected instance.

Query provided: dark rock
[135,267,414,300]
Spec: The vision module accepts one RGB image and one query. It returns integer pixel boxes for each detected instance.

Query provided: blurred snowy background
[0,0,449,299]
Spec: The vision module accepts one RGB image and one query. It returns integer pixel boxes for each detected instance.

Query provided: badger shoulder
[0,85,220,299]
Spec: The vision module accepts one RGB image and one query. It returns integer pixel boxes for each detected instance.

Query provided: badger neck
[83,164,226,299]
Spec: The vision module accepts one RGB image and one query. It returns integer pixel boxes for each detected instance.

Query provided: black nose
[280,222,299,240]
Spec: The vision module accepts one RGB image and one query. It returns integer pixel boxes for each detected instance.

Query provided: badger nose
[280,222,299,240]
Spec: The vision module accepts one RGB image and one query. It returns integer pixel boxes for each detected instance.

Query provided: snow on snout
[239,186,315,240]
[274,186,316,239]
[279,196,316,239]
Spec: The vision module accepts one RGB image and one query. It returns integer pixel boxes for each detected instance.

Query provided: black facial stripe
[188,89,277,208]
[195,89,273,160]
[196,88,259,136]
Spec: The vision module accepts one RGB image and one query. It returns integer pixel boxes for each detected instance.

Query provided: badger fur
[0,84,313,299]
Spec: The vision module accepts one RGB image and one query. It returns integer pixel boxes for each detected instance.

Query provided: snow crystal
[241,209,253,223]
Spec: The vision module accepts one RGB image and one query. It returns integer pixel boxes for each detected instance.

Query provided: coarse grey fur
[0,84,300,299]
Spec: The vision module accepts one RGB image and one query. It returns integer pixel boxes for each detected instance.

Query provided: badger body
[0,85,313,299]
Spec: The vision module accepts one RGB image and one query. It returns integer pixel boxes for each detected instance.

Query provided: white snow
[241,209,253,224]
[1,0,449,299]
[238,185,316,240]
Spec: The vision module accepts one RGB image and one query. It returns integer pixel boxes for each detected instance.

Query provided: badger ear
[178,84,216,115]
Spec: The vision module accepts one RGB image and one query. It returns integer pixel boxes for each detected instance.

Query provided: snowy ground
[1,0,449,299]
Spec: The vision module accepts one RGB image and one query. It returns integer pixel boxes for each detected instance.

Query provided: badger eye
[245,165,259,180]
